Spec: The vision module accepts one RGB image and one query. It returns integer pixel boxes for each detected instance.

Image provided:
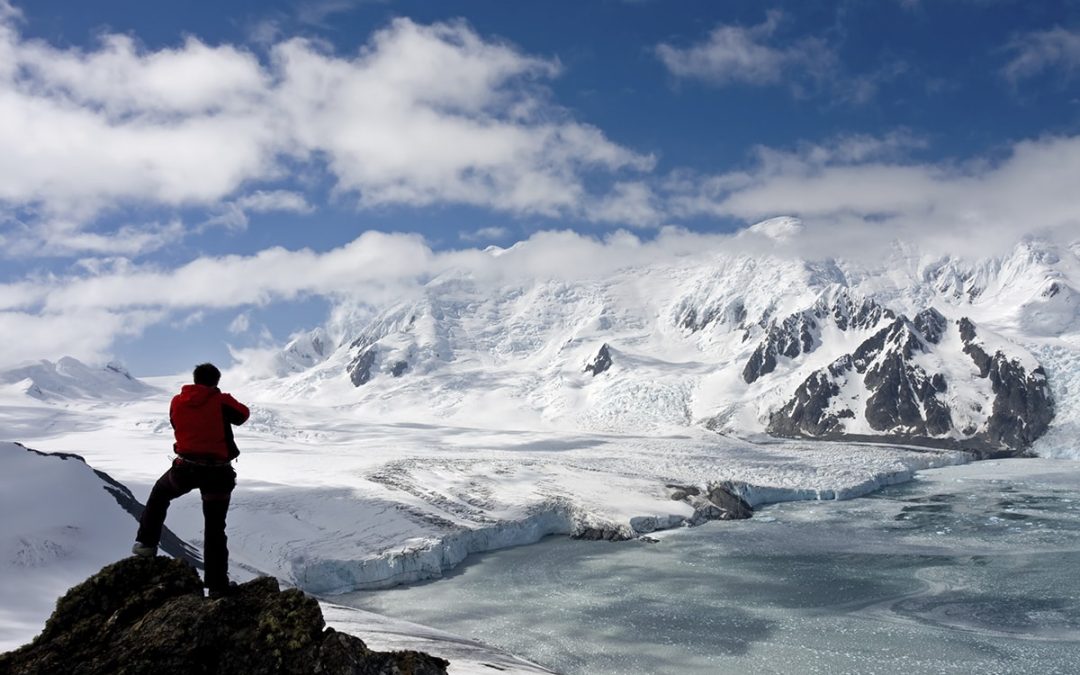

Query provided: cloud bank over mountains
[1,1,1079,371]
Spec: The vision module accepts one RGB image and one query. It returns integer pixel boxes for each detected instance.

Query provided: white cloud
[655,11,835,90]
[3,219,188,258]
[175,310,206,328]
[668,132,1080,257]
[0,11,651,255]
[233,190,313,213]
[0,309,162,367]
[1003,26,1080,83]
[227,312,251,334]
[586,181,664,228]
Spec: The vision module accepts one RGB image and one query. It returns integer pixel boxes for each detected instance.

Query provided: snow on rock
[0,357,157,401]
[273,327,332,376]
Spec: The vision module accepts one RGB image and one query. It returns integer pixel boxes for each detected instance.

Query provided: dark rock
[959,317,992,376]
[677,300,746,333]
[573,526,631,541]
[347,346,378,387]
[742,313,818,384]
[743,291,894,385]
[985,361,1054,451]
[912,307,947,344]
[818,292,892,332]
[704,484,753,520]
[766,357,848,437]
[0,557,449,675]
[390,360,409,377]
[666,484,701,501]
[764,311,1053,456]
[584,344,613,376]
[958,317,978,344]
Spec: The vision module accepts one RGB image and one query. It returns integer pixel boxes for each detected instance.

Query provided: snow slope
[0,442,562,673]
[0,442,180,650]
[0,358,158,402]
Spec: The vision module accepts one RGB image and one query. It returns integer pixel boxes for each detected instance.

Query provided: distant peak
[742,217,804,242]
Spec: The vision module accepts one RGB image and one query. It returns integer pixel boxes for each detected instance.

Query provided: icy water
[341,459,1080,674]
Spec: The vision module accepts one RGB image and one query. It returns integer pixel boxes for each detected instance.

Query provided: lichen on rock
[0,556,449,675]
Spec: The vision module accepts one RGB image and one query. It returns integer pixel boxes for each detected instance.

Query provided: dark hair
[193,363,221,387]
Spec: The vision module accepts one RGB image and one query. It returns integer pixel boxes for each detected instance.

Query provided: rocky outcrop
[584,344,613,376]
[676,298,747,333]
[348,345,378,387]
[0,556,448,675]
[743,290,893,384]
[743,312,818,384]
[959,319,1054,451]
[765,311,1054,456]
[668,483,752,522]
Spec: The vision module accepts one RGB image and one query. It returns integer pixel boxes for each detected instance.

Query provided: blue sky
[1,0,1078,375]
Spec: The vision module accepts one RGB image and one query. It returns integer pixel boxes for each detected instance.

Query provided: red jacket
[170,384,250,461]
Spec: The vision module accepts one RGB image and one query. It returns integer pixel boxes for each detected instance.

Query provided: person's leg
[199,466,236,591]
[135,463,195,550]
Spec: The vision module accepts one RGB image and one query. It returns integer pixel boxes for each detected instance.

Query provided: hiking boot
[131,542,157,558]
[206,581,238,599]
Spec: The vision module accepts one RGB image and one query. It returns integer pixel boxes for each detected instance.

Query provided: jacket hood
[175,384,217,407]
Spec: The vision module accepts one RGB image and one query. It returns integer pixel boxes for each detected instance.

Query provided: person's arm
[219,394,250,426]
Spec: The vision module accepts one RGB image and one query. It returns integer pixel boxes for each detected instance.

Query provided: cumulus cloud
[0,308,163,367]
[653,12,908,103]
[1003,26,1080,83]
[668,132,1080,257]
[655,11,836,91]
[586,181,664,227]
[0,11,652,255]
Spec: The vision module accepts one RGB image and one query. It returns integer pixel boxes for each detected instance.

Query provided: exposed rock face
[743,313,817,384]
[959,319,1055,451]
[912,307,947,344]
[764,309,1054,456]
[668,483,753,522]
[677,298,747,333]
[743,291,893,384]
[348,345,378,387]
[0,557,448,675]
[584,343,613,376]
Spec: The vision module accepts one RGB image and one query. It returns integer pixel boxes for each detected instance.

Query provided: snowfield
[1,384,970,598]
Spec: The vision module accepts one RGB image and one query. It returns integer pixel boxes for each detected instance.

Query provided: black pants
[136,459,236,589]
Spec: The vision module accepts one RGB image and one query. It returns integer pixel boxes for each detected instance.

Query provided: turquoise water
[341,460,1080,674]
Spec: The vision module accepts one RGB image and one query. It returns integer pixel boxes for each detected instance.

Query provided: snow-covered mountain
[249,232,1079,457]
[0,357,158,401]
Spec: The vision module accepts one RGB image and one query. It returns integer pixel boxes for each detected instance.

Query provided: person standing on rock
[132,363,249,598]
